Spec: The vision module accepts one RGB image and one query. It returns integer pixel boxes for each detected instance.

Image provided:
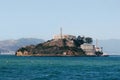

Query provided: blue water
[0,55,120,80]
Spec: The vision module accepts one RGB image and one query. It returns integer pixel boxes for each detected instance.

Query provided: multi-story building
[81,43,96,55]
[53,34,76,40]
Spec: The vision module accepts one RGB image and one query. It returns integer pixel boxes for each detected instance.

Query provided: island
[15,34,104,56]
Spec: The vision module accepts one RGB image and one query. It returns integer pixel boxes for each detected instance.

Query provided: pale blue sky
[0,0,120,40]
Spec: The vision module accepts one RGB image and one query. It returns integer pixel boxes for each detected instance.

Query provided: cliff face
[16,39,86,56]
[43,39,75,47]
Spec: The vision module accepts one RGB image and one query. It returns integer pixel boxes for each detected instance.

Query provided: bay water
[0,55,120,80]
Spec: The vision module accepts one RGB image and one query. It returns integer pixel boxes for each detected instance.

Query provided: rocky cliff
[16,39,86,56]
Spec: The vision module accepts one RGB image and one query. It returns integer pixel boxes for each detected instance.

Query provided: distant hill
[97,39,120,55]
[0,38,44,54]
[1,38,120,55]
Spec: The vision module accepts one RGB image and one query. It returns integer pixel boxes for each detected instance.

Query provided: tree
[74,36,84,47]
[85,37,93,44]
[95,51,103,56]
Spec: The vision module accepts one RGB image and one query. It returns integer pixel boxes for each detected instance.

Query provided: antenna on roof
[96,39,98,48]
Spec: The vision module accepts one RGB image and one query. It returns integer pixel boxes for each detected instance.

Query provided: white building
[81,43,96,55]
[53,34,76,40]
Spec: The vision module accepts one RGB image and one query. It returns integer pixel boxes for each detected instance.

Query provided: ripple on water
[0,56,120,80]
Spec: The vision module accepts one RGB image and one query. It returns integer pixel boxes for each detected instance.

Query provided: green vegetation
[74,36,93,47]
[85,37,93,44]
[18,47,28,52]
[95,51,103,56]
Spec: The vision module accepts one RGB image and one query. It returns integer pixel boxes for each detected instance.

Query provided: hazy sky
[0,0,120,40]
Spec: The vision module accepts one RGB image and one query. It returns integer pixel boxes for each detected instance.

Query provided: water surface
[0,55,120,80]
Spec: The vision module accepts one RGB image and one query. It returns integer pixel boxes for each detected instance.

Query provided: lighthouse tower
[60,27,63,40]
